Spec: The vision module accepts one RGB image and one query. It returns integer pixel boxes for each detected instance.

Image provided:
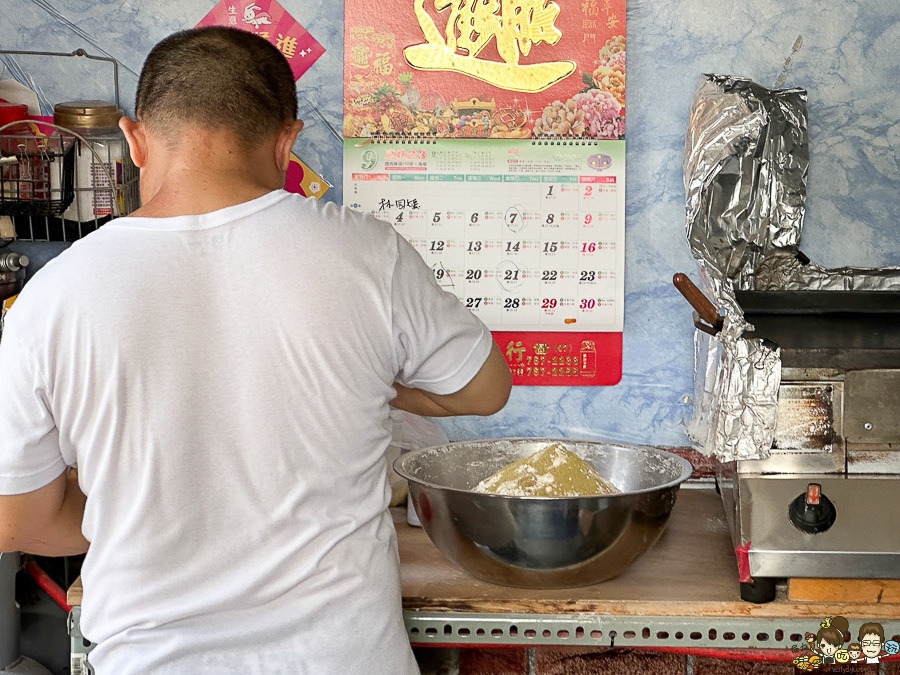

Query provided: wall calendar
[345,138,624,385]
[343,0,626,385]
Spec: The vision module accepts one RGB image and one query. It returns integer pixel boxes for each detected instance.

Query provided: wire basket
[0,132,75,218]
[0,123,139,242]
[0,49,140,243]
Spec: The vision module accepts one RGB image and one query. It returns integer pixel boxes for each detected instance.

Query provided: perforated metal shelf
[404,610,874,649]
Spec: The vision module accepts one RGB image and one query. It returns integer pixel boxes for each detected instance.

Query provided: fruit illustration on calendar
[344,0,626,140]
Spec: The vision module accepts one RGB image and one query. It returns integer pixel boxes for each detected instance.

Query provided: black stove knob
[789,483,836,534]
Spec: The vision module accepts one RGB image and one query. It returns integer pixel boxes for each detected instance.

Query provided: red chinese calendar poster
[343,0,626,140]
[343,1,626,386]
[197,0,325,81]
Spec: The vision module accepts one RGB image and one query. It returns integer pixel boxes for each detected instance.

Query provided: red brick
[693,656,808,674]
[459,647,527,675]
[537,647,685,675]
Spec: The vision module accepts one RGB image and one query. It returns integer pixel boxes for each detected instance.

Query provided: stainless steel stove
[715,289,900,602]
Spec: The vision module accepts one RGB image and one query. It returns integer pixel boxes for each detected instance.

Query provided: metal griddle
[736,290,900,369]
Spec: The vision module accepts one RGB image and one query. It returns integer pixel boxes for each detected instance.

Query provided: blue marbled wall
[3,0,899,447]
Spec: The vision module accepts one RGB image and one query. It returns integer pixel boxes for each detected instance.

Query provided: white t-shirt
[0,191,492,675]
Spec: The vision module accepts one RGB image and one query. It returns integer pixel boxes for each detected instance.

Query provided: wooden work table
[68,488,900,651]
[396,488,900,621]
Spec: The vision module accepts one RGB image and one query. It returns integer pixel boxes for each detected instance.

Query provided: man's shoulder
[275,195,401,259]
[26,228,121,280]
[10,227,135,318]
[284,195,397,237]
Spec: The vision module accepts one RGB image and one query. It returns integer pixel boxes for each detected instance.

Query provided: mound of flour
[473,443,620,497]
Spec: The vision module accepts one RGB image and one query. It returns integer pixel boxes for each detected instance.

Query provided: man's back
[0,191,491,673]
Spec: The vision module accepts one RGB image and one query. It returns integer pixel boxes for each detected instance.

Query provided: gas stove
[716,289,900,602]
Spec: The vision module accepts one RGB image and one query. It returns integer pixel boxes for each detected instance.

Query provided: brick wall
[416,646,890,674]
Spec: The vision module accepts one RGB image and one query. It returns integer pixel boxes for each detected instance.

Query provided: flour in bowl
[473,443,620,497]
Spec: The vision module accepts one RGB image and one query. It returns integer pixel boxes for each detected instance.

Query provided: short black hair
[136,27,298,147]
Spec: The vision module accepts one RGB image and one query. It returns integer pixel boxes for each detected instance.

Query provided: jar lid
[0,103,28,127]
[54,100,123,130]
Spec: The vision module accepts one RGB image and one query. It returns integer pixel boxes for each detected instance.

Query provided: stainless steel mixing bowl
[394,438,693,589]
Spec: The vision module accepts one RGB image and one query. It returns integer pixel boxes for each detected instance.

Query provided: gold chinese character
[372,31,396,50]
[373,50,394,75]
[606,13,620,29]
[534,342,549,355]
[276,34,298,59]
[351,44,370,69]
[505,340,526,363]
[581,0,599,15]
[436,0,500,56]
[500,0,565,62]
[404,0,575,92]
[258,31,269,40]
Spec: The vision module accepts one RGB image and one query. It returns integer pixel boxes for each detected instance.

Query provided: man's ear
[119,117,149,168]
[276,119,304,172]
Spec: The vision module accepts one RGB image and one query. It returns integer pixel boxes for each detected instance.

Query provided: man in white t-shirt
[0,27,511,675]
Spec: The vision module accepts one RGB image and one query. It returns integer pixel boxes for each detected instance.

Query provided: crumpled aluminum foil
[684,74,809,324]
[683,74,900,461]
[753,254,900,290]
[683,74,804,460]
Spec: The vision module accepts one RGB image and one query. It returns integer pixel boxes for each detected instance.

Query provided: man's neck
[132,169,277,219]
[129,131,284,219]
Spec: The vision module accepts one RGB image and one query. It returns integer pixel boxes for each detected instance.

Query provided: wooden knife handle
[673,273,720,329]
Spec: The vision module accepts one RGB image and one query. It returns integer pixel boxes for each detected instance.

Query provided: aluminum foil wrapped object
[684,74,900,461]
[683,74,801,460]
[754,254,900,290]
[684,74,809,319]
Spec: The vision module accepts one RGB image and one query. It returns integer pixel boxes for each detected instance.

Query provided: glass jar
[52,100,126,223]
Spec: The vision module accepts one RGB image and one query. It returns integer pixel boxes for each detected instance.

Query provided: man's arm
[391,341,512,417]
[0,468,89,556]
